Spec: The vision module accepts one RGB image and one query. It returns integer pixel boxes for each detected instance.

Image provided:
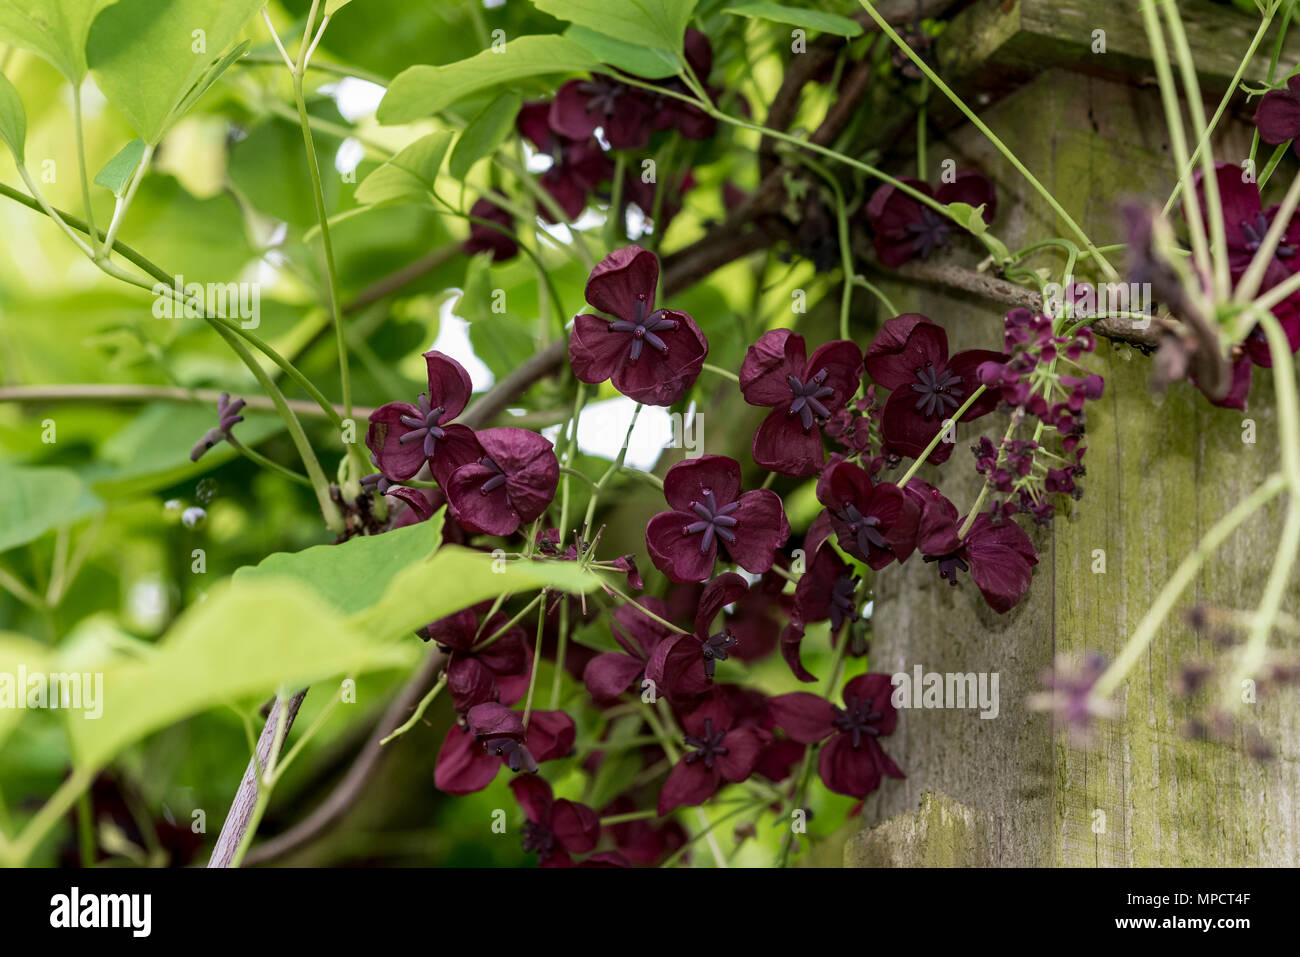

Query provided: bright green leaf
[532,0,696,55]
[325,0,354,14]
[352,546,602,639]
[0,70,25,162]
[64,580,415,770]
[92,138,146,197]
[232,512,446,616]
[0,464,102,554]
[355,130,454,205]
[723,2,863,37]
[0,0,112,81]
[86,0,265,143]
[378,35,599,124]
[449,91,523,180]
[564,24,679,79]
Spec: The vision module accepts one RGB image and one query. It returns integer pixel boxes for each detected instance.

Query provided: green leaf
[86,0,265,143]
[532,0,697,55]
[564,24,679,79]
[325,0,354,14]
[0,464,102,554]
[64,580,415,771]
[355,130,454,205]
[449,91,522,180]
[92,138,146,197]
[0,70,25,161]
[0,632,51,752]
[232,513,445,616]
[946,200,1009,260]
[723,1,863,37]
[0,0,113,81]
[378,35,599,124]
[351,546,602,638]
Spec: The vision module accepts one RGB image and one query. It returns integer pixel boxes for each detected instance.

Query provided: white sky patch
[483,0,506,8]
[523,141,552,173]
[575,397,675,470]
[433,297,494,392]
[322,77,387,122]
[861,599,874,619]
[335,137,365,177]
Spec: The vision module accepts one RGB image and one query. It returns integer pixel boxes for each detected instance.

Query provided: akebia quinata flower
[770,673,904,799]
[816,457,919,570]
[550,74,655,151]
[444,427,559,536]
[420,606,531,713]
[1253,75,1300,159]
[582,596,675,703]
[865,313,1005,463]
[434,703,575,796]
[646,572,749,701]
[463,198,519,262]
[645,455,790,582]
[568,246,708,406]
[740,329,863,476]
[365,350,481,485]
[517,101,612,221]
[657,692,766,814]
[865,171,997,267]
[510,775,601,867]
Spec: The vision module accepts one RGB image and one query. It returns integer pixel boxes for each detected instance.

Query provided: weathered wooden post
[846,0,1300,867]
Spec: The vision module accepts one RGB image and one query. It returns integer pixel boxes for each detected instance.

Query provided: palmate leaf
[0,464,102,554]
[449,91,523,179]
[354,131,454,205]
[532,0,696,58]
[0,69,24,161]
[378,34,599,124]
[86,0,265,144]
[0,0,112,81]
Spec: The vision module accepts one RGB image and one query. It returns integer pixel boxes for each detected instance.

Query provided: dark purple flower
[645,572,748,702]
[434,703,575,795]
[782,542,860,683]
[603,795,687,865]
[550,75,655,150]
[582,596,674,702]
[865,171,996,267]
[865,314,1004,464]
[645,455,790,582]
[444,427,559,537]
[657,692,766,815]
[189,393,246,461]
[1254,75,1300,157]
[739,329,863,476]
[815,457,919,569]
[908,481,1038,614]
[419,606,531,713]
[517,101,613,221]
[510,774,600,867]
[463,198,518,262]
[568,246,708,407]
[769,673,904,799]
[365,351,481,485]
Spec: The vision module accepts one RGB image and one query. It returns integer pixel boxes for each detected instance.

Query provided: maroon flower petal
[445,463,519,536]
[752,408,827,476]
[585,245,658,318]
[525,710,577,762]
[693,571,749,638]
[646,510,718,582]
[768,691,837,744]
[509,774,553,824]
[608,308,708,406]
[569,312,632,386]
[657,757,719,814]
[1254,83,1300,145]
[583,652,647,702]
[548,79,602,142]
[780,620,818,683]
[434,725,500,795]
[467,701,524,739]
[552,798,601,852]
[965,515,1038,614]
[804,339,863,414]
[477,427,559,523]
[864,314,946,389]
[516,101,556,153]
[662,455,742,512]
[429,423,483,489]
[611,595,673,658]
[881,387,955,464]
[446,655,500,713]
[945,349,1009,420]
[818,733,884,798]
[724,489,790,574]
[423,350,473,421]
[716,726,763,782]
[842,673,899,735]
[739,329,805,407]
[644,633,711,699]
[365,401,426,480]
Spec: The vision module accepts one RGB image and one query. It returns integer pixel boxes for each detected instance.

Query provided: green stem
[701,362,740,383]
[381,673,448,745]
[226,434,313,487]
[71,86,99,258]
[522,596,548,727]
[894,385,986,488]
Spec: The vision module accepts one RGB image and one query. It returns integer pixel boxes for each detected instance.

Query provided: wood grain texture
[847,68,1300,867]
